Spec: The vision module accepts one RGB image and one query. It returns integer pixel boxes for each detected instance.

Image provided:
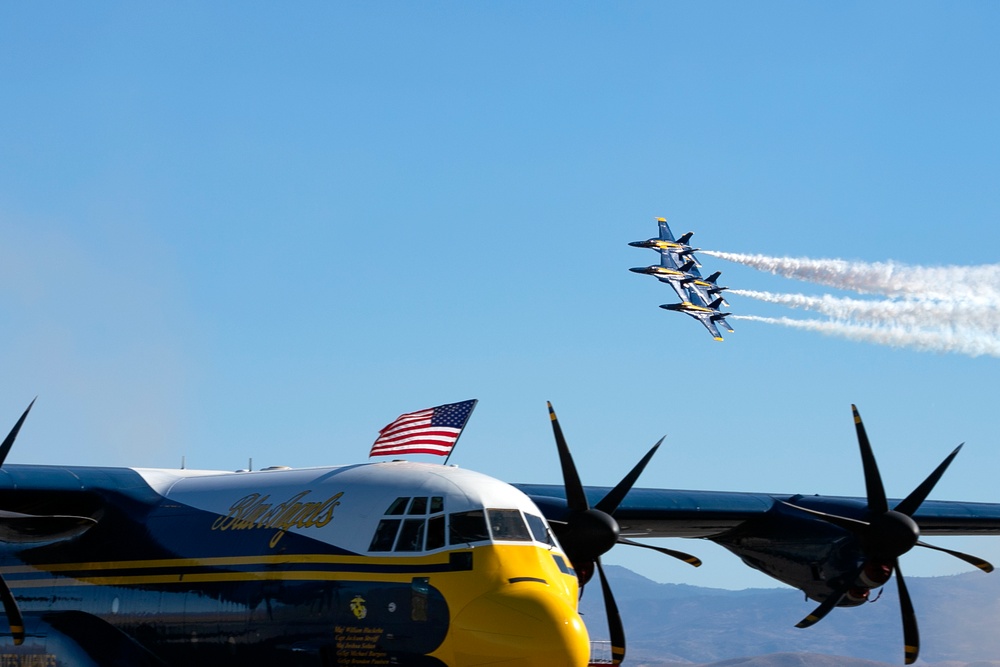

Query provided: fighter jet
[659,286,734,341]
[629,259,729,306]
[628,217,700,265]
[629,258,702,302]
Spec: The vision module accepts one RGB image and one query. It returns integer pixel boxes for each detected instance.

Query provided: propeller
[0,400,35,646]
[788,404,993,665]
[545,402,701,665]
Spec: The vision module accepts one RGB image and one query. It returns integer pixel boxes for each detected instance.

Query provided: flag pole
[443,399,478,466]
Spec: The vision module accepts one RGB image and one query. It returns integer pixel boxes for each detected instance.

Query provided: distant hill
[579,565,1000,666]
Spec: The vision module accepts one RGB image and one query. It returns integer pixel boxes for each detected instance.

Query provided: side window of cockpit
[449,510,489,544]
[370,497,412,551]
[525,513,556,546]
[426,515,445,550]
[369,519,401,551]
[487,509,532,541]
[395,518,426,552]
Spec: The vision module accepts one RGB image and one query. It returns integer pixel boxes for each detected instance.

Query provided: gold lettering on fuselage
[334,626,389,666]
[211,490,344,547]
[0,655,57,667]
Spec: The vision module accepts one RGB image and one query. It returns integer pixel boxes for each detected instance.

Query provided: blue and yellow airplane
[627,217,700,262]
[0,400,997,666]
[659,287,734,342]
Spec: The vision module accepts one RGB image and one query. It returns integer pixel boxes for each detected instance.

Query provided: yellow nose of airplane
[449,583,590,666]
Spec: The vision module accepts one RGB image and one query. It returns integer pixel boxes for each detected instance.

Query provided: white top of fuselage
[133,461,551,555]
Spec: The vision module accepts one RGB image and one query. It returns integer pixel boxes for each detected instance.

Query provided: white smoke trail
[704,251,1000,304]
[732,315,1000,358]
[731,289,1000,335]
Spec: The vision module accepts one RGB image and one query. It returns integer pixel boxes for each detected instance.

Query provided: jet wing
[698,314,725,341]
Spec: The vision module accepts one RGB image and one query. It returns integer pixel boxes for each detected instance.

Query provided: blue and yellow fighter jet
[628,217,700,261]
[660,286,734,341]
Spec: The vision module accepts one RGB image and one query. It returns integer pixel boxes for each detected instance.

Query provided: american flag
[369,400,478,457]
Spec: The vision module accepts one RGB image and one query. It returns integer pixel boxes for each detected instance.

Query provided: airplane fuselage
[0,462,589,667]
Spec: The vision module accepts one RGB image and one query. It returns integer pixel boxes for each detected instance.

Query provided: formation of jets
[630,217,734,340]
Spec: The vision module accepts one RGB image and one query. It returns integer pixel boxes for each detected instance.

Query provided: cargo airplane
[0,400,997,666]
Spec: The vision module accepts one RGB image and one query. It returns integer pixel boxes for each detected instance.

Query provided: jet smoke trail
[731,289,1000,335]
[701,250,1000,357]
[703,251,1000,304]
[732,315,1000,358]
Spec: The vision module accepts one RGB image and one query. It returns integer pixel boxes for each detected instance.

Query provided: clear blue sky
[2,3,1000,589]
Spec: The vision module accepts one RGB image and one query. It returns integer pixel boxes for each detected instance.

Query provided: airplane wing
[699,314,725,340]
[515,484,1000,538]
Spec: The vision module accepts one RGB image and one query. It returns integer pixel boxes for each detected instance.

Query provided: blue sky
[2,3,1000,589]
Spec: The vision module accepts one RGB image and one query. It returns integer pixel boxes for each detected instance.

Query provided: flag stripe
[373,431,461,446]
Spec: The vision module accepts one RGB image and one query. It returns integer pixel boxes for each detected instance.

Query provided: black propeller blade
[617,537,703,567]
[795,584,848,629]
[788,404,993,665]
[544,402,702,665]
[595,559,625,665]
[0,576,23,646]
[0,400,35,645]
[915,540,994,572]
[895,560,919,666]
[0,399,35,467]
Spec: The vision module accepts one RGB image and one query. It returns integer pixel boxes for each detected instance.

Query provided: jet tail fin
[656,218,676,243]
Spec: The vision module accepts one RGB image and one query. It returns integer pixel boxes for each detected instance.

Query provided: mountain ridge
[580,566,1000,666]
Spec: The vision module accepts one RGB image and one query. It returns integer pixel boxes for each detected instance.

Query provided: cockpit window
[385,497,409,515]
[395,518,426,552]
[426,515,445,550]
[408,497,428,515]
[525,513,556,546]
[369,519,401,551]
[486,509,531,541]
[370,496,449,553]
[449,510,489,544]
